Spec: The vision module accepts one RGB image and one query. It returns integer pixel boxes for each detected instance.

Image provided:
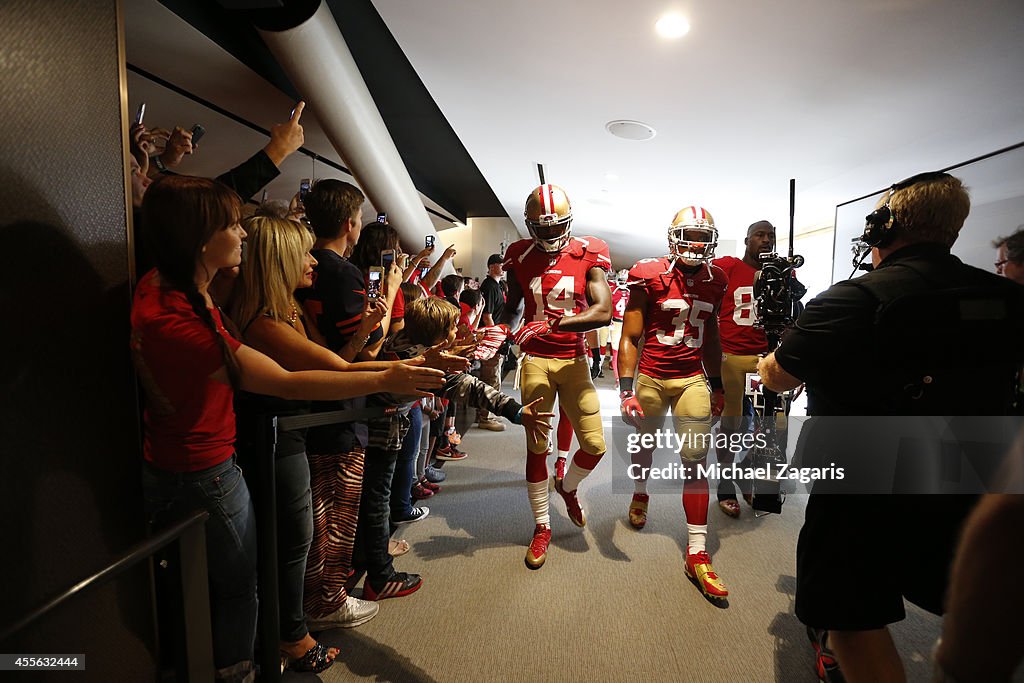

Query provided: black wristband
[708,376,724,391]
[619,376,634,393]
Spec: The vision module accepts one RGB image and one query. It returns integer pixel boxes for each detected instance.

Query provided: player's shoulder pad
[574,235,612,268]
[502,238,533,267]
[628,256,669,284]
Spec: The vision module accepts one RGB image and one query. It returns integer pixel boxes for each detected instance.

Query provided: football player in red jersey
[618,206,729,600]
[608,270,631,382]
[712,220,777,517]
[501,183,613,569]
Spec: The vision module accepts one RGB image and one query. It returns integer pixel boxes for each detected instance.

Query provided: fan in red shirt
[618,205,730,600]
[501,183,613,569]
[712,220,777,517]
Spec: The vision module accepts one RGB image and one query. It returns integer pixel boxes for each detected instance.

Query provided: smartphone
[190,124,206,145]
[419,265,430,280]
[425,235,435,249]
[134,103,146,126]
[299,178,311,203]
[399,253,411,269]
[367,266,384,300]
[376,212,387,224]
[381,249,396,270]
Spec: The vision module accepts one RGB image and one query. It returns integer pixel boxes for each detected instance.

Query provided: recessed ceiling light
[606,120,657,141]
[656,13,690,39]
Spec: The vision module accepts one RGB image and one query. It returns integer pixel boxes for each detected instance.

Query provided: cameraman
[757,172,1024,683]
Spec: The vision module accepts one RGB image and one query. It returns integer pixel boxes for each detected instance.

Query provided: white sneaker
[476,418,506,432]
[306,596,379,630]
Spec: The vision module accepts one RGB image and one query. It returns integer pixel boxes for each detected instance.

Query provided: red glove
[513,319,551,347]
[620,391,645,429]
[710,388,725,417]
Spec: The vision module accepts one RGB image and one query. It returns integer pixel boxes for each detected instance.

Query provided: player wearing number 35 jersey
[501,183,613,570]
[618,206,730,600]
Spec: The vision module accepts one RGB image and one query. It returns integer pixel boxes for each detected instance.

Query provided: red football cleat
[628,493,650,529]
[525,524,552,569]
[553,477,587,528]
[685,548,728,599]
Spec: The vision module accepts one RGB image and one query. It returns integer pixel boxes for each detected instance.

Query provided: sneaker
[476,418,506,432]
[392,507,430,525]
[628,493,649,529]
[684,548,729,599]
[807,626,844,682]
[524,524,552,569]
[553,477,586,527]
[362,572,423,601]
[306,596,379,630]
[435,446,468,461]
[419,476,441,492]
[424,465,447,483]
[411,482,434,500]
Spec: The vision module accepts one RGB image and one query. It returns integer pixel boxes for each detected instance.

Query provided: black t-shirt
[295,249,371,453]
[480,276,505,321]
[775,243,1024,416]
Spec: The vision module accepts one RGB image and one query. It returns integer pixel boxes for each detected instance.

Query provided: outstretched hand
[519,397,555,444]
[381,362,445,398]
[423,344,471,374]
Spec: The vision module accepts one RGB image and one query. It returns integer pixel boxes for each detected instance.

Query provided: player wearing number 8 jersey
[618,206,730,600]
[501,183,613,569]
[712,220,777,517]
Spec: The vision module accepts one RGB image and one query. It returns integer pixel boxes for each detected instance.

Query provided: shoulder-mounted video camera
[753,252,807,346]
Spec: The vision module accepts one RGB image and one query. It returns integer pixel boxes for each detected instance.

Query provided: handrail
[0,509,210,643]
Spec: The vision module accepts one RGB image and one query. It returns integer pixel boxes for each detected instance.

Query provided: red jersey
[627,257,727,379]
[612,285,630,322]
[504,236,612,359]
[713,255,767,355]
[131,270,243,473]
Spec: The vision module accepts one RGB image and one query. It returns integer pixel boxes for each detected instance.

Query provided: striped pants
[303,448,365,618]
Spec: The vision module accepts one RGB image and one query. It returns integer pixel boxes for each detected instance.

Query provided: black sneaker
[392,507,430,525]
[362,572,423,601]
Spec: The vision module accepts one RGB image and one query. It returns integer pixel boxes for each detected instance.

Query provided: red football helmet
[668,206,718,266]
[525,184,573,253]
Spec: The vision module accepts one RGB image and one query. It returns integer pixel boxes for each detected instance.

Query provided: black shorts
[795,493,976,631]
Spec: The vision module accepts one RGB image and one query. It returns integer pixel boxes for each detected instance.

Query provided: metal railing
[0,509,212,681]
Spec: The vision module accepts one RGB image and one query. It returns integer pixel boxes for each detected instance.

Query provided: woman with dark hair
[131,175,444,680]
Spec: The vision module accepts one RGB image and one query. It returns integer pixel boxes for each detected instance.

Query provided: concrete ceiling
[371,0,1024,267]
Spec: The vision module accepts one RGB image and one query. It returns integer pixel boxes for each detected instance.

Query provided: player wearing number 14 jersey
[618,206,730,600]
[501,184,613,570]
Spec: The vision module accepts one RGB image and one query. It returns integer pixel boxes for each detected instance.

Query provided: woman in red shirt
[131,175,443,680]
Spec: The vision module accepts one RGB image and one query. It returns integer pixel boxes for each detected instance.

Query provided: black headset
[861,171,953,248]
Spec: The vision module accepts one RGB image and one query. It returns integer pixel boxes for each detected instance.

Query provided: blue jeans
[354,445,399,585]
[390,404,422,519]
[143,456,258,671]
